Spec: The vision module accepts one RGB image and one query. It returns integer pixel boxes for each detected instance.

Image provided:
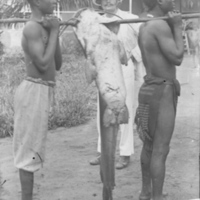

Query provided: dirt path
[0,56,199,200]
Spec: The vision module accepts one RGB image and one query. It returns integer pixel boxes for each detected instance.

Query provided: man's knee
[152,145,170,159]
[141,140,153,162]
[144,139,153,152]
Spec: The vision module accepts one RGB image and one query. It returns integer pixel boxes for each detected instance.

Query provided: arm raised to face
[153,18,184,66]
[23,20,59,72]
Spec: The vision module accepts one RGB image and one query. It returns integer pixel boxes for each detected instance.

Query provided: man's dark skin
[138,0,184,200]
[22,1,62,82]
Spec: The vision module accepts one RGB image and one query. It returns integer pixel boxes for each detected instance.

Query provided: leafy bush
[49,54,96,129]
[0,38,96,138]
[0,52,25,137]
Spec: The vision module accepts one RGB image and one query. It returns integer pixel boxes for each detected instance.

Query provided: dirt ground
[0,55,199,200]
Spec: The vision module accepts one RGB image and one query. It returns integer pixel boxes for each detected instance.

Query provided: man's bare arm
[24,21,59,72]
[154,20,184,66]
[54,38,62,71]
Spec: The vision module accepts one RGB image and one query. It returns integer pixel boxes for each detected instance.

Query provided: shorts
[13,78,54,172]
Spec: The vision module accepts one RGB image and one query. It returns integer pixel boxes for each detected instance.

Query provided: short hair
[93,0,123,6]
[143,0,157,11]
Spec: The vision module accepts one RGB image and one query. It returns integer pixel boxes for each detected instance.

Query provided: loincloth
[13,77,55,172]
[134,75,180,142]
[25,76,56,87]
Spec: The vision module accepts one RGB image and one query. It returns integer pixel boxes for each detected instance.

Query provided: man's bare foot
[139,192,151,200]
[139,191,168,200]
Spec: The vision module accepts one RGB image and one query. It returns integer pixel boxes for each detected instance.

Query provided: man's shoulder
[147,20,170,32]
[23,21,42,39]
[140,20,169,37]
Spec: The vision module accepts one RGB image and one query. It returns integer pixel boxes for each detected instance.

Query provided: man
[0,30,3,55]
[90,0,142,169]
[135,0,184,200]
[185,19,200,69]
[13,0,62,199]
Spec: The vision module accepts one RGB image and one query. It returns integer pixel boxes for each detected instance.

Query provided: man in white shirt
[90,0,144,169]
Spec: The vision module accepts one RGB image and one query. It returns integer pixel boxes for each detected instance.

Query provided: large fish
[73,9,129,200]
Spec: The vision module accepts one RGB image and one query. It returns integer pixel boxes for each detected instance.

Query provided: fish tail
[103,185,113,200]
[117,104,129,124]
[100,124,117,200]
[99,94,118,200]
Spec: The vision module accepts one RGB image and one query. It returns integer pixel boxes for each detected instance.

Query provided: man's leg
[19,169,34,200]
[117,74,134,169]
[139,140,152,200]
[150,85,176,200]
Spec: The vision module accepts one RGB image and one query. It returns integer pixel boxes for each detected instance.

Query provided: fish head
[73,8,89,19]
[73,9,101,53]
[99,18,127,65]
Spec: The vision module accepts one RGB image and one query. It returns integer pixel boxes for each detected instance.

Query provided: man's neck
[30,7,45,21]
[149,6,165,17]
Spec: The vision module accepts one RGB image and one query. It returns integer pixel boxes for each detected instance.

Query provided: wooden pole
[0,18,77,26]
[0,13,199,25]
[116,13,200,24]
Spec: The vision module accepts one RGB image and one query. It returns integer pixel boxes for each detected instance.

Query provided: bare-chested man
[13,0,62,199]
[135,0,184,200]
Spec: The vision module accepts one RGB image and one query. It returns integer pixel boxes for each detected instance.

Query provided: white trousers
[134,61,146,107]
[96,60,136,156]
[13,80,54,172]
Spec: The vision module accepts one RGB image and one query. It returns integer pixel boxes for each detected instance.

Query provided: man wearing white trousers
[90,0,144,169]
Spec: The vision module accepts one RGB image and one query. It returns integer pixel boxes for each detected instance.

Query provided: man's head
[93,0,122,14]
[26,0,56,15]
[158,0,175,13]
[143,0,175,13]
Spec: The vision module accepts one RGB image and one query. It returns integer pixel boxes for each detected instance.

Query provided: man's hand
[38,16,60,32]
[167,11,182,28]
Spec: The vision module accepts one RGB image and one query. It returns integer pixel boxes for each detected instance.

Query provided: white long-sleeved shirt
[100,9,144,78]
[115,9,142,62]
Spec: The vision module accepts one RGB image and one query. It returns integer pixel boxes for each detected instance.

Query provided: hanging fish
[73,9,129,200]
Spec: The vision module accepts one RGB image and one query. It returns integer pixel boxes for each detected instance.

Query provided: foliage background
[0,31,97,138]
[0,0,99,138]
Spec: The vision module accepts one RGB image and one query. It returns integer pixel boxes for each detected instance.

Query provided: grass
[0,32,97,138]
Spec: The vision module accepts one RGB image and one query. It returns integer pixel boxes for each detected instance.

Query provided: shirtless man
[135,0,184,200]
[13,0,62,199]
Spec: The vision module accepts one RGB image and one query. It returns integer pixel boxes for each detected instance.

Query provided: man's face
[101,0,118,13]
[38,0,56,15]
[161,0,175,13]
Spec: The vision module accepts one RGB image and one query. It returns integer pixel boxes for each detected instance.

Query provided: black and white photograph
[181,0,200,13]
[0,0,199,200]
